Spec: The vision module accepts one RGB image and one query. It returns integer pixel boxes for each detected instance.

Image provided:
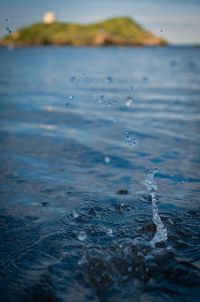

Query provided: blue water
[0,46,200,301]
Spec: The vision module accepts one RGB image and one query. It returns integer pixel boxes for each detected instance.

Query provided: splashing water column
[145,169,168,247]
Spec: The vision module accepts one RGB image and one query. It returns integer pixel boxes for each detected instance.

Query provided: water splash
[145,169,167,247]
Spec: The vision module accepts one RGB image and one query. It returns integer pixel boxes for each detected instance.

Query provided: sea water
[0,46,200,301]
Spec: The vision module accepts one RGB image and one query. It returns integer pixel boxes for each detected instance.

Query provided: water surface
[0,46,200,302]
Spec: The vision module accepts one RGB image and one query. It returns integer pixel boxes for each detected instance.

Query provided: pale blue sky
[0,0,200,44]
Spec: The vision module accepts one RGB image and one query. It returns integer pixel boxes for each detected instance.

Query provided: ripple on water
[0,196,199,301]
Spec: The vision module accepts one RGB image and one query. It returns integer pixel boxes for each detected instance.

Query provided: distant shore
[0,17,167,47]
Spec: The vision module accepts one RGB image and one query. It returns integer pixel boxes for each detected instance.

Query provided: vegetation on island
[1,17,167,47]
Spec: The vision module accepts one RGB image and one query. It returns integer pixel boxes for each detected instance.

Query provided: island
[1,17,167,47]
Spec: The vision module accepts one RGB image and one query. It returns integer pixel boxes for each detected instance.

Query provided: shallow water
[0,46,200,301]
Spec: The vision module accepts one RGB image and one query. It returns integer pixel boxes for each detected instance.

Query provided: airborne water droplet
[104,156,110,164]
[98,95,104,103]
[6,26,12,34]
[126,96,133,107]
[78,231,87,241]
[69,95,73,100]
[108,100,116,107]
[106,76,112,83]
[142,76,149,83]
[70,76,76,83]
[125,135,138,147]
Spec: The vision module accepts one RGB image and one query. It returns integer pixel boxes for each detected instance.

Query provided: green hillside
[1,17,167,46]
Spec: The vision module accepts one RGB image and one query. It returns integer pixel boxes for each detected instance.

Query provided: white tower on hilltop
[43,12,56,24]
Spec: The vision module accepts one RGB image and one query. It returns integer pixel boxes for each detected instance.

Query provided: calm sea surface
[0,46,200,301]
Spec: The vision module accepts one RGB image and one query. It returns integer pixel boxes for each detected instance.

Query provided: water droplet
[104,156,110,164]
[6,26,12,34]
[69,95,73,100]
[100,226,113,236]
[106,76,112,83]
[125,135,138,147]
[142,76,149,83]
[70,76,76,83]
[78,256,86,265]
[108,100,116,106]
[105,227,113,236]
[98,95,104,103]
[126,96,133,107]
[78,231,87,241]
[129,85,134,91]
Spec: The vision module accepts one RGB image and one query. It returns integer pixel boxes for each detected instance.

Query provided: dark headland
[1,17,167,47]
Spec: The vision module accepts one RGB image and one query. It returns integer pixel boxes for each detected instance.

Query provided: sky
[0,0,200,44]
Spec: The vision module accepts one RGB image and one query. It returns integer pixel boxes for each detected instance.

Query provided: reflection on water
[0,46,200,301]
